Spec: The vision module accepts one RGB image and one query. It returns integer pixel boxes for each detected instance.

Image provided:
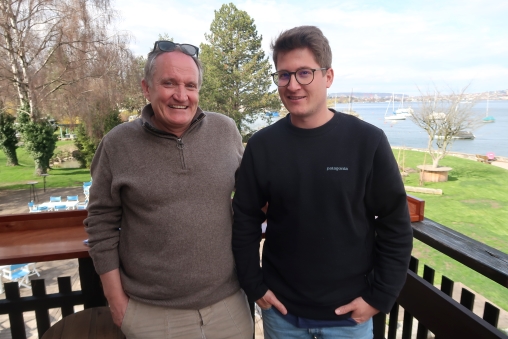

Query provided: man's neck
[150,115,188,137]
[290,108,334,129]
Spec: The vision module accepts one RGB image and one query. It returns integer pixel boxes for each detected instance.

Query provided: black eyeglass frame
[152,41,200,57]
[271,68,328,87]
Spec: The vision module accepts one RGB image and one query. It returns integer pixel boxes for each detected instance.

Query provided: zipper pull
[176,138,184,150]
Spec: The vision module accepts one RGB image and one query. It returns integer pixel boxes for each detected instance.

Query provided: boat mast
[348,89,353,112]
[486,93,489,117]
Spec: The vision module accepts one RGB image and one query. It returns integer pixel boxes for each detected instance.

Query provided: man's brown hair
[271,26,332,70]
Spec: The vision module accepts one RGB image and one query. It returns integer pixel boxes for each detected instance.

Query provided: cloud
[113,0,508,95]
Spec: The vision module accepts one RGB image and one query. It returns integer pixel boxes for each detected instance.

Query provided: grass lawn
[0,141,90,190]
[395,148,508,311]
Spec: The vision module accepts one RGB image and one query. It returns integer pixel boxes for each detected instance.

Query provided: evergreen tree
[74,108,122,168]
[0,108,19,166]
[16,103,57,175]
[199,3,279,137]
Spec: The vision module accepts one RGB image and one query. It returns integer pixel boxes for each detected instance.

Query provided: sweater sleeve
[84,138,123,275]
[232,141,269,302]
[361,132,413,313]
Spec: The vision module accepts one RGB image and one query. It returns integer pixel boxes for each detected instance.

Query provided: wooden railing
[1,197,507,339]
[0,210,106,339]
[372,215,508,339]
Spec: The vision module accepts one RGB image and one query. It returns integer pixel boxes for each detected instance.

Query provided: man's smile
[287,95,306,100]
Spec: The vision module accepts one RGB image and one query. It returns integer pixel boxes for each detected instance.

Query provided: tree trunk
[432,157,440,168]
[0,1,34,118]
[34,159,47,176]
[1,146,19,166]
[432,156,443,168]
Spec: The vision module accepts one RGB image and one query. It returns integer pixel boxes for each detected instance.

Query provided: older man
[85,41,253,339]
[232,26,413,339]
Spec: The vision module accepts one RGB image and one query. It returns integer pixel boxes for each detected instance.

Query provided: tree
[410,86,482,168]
[16,103,57,174]
[199,3,280,136]
[0,0,134,174]
[0,105,19,166]
[0,0,119,120]
[74,107,121,168]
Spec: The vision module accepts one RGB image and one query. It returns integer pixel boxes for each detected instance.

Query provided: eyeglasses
[271,68,328,87]
[152,41,199,57]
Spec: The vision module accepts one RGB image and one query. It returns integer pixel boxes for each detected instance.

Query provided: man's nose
[286,74,301,91]
[173,85,188,101]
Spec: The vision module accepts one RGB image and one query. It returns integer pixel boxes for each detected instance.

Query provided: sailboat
[482,94,495,123]
[395,94,413,117]
[385,94,406,120]
[342,89,362,119]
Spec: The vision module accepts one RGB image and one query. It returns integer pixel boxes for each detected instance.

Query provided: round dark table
[41,307,125,339]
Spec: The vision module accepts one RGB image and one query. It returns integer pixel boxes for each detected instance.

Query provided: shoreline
[391,146,508,169]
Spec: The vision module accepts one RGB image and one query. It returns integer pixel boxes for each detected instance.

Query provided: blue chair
[28,201,38,212]
[53,205,67,211]
[83,185,91,199]
[83,181,92,187]
[67,195,79,201]
[1,263,40,290]
[76,199,89,210]
[49,196,61,202]
[28,202,48,212]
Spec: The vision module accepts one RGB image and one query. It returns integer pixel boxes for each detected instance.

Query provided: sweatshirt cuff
[88,247,120,275]
[243,282,269,303]
[361,284,398,314]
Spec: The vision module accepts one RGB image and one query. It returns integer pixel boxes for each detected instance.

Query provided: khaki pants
[121,289,253,339]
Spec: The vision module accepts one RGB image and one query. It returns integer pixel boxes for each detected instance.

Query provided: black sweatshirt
[232,110,413,320]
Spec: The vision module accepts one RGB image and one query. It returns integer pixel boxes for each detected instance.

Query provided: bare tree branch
[410,84,483,168]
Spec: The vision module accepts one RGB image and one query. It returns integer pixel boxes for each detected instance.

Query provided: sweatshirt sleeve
[84,138,123,275]
[361,132,413,313]
[232,141,269,302]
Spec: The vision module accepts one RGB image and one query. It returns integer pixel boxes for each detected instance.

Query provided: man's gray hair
[143,47,203,88]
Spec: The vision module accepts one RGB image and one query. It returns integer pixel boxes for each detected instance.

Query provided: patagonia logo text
[327,167,348,171]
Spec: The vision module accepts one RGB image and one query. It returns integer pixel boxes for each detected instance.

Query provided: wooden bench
[476,154,492,164]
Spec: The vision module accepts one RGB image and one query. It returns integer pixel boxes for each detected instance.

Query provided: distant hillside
[329,89,508,100]
[329,92,392,98]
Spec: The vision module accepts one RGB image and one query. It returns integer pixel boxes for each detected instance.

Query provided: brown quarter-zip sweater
[85,104,244,309]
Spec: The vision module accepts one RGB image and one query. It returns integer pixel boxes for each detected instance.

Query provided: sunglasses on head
[152,41,199,57]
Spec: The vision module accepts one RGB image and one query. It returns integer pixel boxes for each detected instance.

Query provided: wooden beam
[398,270,505,339]
[412,218,508,288]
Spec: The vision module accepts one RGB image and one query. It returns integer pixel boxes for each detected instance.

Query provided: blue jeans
[261,307,373,339]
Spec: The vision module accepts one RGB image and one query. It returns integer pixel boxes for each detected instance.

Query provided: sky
[113,0,508,96]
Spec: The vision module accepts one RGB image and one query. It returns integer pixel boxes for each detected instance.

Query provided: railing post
[5,282,26,339]
[436,275,455,339]
[373,312,386,339]
[440,275,454,296]
[416,266,435,339]
[483,302,500,328]
[387,303,399,339]
[460,288,475,310]
[78,257,107,309]
[402,257,419,339]
[57,276,75,317]
[32,279,51,338]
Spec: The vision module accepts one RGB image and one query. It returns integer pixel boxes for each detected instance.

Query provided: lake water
[334,100,508,157]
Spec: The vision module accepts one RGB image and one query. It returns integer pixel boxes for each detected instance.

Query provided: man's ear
[326,68,334,89]
[141,79,151,101]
